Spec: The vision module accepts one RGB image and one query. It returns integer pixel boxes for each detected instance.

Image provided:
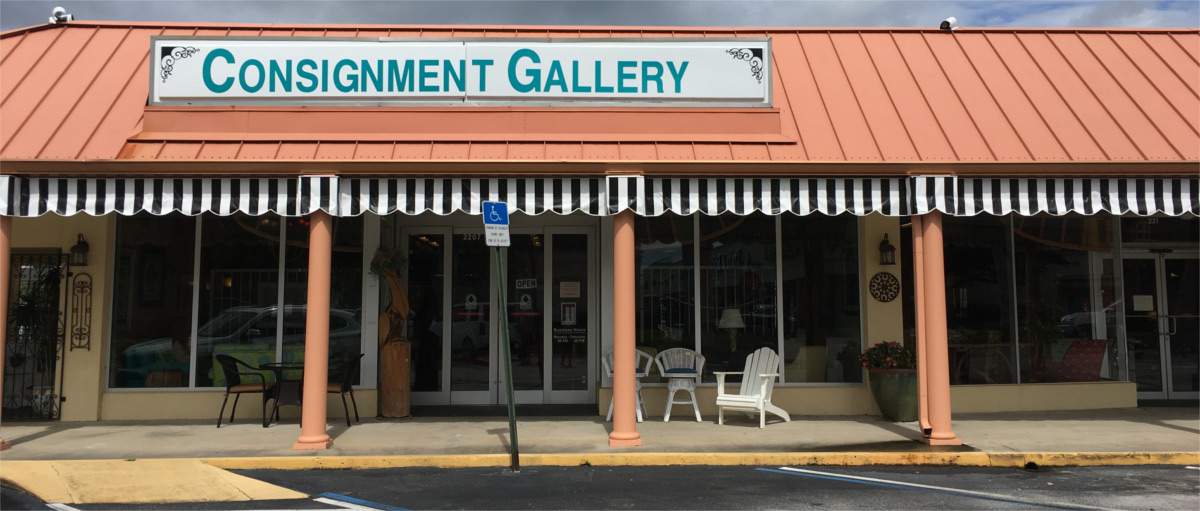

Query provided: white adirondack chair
[714,347,791,428]
[603,349,655,422]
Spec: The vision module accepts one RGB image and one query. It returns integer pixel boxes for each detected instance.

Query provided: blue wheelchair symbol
[483,201,509,225]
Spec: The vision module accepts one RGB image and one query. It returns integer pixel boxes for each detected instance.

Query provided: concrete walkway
[1,459,306,504]
[1,407,1196,460]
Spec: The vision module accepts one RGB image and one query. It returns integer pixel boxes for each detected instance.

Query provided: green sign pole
[493,246,520,472]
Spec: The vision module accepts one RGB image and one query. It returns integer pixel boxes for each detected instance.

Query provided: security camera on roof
[939,16,959,31]
[49,6,74,24]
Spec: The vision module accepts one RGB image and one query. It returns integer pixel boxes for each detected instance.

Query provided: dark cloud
[2,0,1196,31]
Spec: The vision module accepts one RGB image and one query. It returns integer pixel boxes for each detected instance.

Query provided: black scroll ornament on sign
[869,271,900,303]
[726,48,764,83]
[160,46,199,82]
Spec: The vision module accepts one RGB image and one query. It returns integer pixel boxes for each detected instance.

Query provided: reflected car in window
[119,305,360,387]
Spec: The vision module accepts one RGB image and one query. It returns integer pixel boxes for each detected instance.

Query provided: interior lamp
[717,308,746,353]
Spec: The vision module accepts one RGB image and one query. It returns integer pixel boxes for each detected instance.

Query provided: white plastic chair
[603,349,654,422]
[714,347,791,428]
[654,348,705,422]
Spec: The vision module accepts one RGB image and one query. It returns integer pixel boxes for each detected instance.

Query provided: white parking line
[45,504,81,511]
[314,496,388,511]
[764,466,1118,511]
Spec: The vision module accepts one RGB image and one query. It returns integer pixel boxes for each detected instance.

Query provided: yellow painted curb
[201,451,1200,470]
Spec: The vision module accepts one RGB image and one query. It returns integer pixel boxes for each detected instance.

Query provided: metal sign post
[483,201,519,472]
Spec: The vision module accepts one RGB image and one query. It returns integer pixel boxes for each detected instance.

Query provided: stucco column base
[925,434,962,446]
[608,432,642,448]
[292,435,333,450]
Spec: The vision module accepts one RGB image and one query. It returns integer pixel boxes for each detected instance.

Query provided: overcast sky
[2,0,1197,31]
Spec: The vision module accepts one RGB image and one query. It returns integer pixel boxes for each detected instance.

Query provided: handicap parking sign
[482,201,510,247]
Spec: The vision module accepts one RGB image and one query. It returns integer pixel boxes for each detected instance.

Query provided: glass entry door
[1123,252,1199,400]
[403,226,594,406]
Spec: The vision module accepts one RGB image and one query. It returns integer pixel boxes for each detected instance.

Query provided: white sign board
[151,38,770,106]
[482,201,510,247]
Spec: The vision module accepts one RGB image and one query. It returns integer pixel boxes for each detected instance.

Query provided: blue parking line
[317,492,409,511]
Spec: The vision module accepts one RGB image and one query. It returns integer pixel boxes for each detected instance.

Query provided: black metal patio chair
[329,353,364,427]
[215,354,268,428]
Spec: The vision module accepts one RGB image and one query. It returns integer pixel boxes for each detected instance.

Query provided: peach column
[609,210,642,447]
[293,211,333,450]
[920,212,961,446]
[0,216,10,451]
[911,215,931,436]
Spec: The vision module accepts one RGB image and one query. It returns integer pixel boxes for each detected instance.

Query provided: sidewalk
[2,407,1197,503]
[2,407,1196,460]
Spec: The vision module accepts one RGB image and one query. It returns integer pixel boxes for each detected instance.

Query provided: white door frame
[1161,251,1199,400]
[450,227,497,405]
[1123,249,1200,400]
[402,226,453,406]
[543,226,598,405]
[503,227,550,405]
[403,219,599,406]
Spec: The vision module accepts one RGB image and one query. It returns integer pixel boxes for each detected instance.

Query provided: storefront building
[1,21,1196,449]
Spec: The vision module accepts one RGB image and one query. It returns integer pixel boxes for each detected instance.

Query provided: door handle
[1166,316,1178,336]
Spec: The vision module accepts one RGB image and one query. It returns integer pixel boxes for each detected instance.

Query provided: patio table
[259,362,303,427]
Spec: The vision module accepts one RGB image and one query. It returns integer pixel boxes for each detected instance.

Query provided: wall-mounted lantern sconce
[878,233,896,266]
[69,234,90,267]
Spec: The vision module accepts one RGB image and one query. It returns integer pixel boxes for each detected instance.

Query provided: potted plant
[860,341,917,422]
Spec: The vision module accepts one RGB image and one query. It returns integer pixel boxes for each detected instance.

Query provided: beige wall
[11,215,114,421]
[599,381,1136,418]
[858,214,904,350]
[100,389,377,421]
[951,382,1136,413]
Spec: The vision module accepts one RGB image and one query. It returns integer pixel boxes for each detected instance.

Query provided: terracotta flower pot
[867,368,918,422]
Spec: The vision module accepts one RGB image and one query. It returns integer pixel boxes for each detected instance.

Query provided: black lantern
[70,234,90,267]
[878,233,896,266]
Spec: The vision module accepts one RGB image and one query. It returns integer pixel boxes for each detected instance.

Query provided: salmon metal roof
[1,21,1198,174]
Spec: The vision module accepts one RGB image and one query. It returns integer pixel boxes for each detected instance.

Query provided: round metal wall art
[869,271,900,303]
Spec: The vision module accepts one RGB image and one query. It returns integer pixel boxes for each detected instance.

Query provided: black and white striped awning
[0,175,336,217]
[2,174,1196,218]
[605,176,911,216]
[913,176,1199,217]
[336,177,608,216]
[335,176,910,216]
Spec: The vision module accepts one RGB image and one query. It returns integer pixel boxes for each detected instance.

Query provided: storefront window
[195,214,282,387]
[282,217,365,384]
[780,215,861,383]
[699,214,777,380]
[109,215,196,388]
[943,215,1016,384]
[635,215,695,373]
[1014,214,1119,383]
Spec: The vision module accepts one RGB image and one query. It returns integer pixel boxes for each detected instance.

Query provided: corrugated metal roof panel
[1,21,1195,167]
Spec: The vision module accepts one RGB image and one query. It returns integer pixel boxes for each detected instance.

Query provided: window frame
[104,214,373,392]
[634,213,864,388]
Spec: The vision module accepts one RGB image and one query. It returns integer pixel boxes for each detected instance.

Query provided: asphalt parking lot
[5,464,1198,510]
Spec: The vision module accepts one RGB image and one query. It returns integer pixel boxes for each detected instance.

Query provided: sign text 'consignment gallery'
[150,38,771,106]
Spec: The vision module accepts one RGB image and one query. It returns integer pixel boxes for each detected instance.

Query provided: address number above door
[150,37,771,106]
